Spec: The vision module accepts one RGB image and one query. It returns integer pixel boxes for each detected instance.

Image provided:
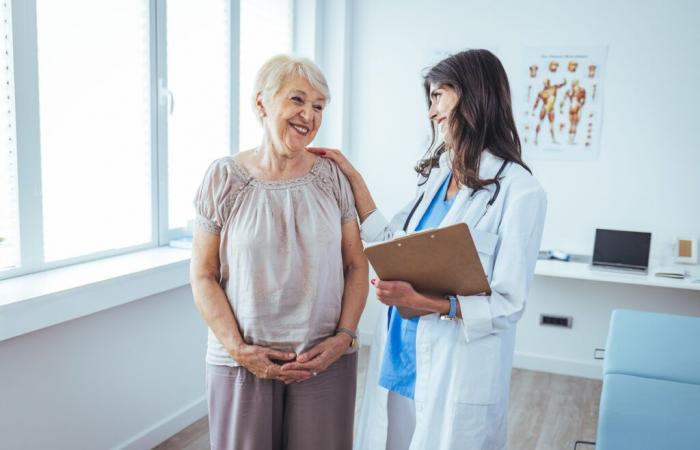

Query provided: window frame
[0,0,21,274]
[161,0,242,243]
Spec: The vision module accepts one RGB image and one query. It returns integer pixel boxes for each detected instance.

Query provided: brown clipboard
[363,222,491,297]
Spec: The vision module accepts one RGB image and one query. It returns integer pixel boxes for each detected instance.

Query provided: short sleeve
[193,157,238,234]
[325,159,357,224]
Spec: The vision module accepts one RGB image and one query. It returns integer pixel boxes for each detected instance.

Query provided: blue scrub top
[378,172,455,399]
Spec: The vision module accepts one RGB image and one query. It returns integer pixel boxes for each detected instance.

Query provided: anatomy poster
[519,47,608,160]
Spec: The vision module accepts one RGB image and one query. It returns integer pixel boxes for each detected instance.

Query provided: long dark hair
[416,49,530,189]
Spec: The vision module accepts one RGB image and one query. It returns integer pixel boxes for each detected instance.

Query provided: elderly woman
[190,55,368,450]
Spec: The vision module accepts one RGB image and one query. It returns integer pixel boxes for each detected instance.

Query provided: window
[0,0,19,271]
[238,0,293,151]
[166,0,232,232]
[36,0,152,261]
[2,0,297,280]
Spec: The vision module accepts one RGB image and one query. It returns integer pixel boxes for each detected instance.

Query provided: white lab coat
[354,150,547,450]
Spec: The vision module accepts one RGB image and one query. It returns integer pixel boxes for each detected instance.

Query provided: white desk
[534,260,700,292]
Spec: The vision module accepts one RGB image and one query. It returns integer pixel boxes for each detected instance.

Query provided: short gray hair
[252,54,330,122]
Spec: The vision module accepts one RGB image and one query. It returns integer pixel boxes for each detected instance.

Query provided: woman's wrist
[414,292,451,315]
[333,332,353,348]
[335,326,358,348]
[227,338,247,359]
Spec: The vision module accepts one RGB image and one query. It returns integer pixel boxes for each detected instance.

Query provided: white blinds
[0,0,19,271]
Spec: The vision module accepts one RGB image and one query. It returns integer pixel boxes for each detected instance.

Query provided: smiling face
[428,83,460,147]
[258,76,326,154]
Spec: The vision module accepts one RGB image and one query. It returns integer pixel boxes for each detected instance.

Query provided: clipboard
[363,222,491,297]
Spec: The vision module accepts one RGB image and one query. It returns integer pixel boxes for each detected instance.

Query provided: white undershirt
[387,391,416,450]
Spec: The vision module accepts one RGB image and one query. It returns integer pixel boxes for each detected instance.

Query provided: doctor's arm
[307,147,418,243]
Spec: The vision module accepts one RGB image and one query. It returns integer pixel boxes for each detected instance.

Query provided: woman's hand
[232,343,313,384]
[279,334,352,376]
[373,279,422,309]
[372,279,441,319]
[306,147,359,180]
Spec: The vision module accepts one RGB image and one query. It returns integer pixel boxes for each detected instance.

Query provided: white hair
[252,54,330,122]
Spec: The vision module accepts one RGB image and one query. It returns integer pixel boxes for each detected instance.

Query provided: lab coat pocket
[455,334,499,405]
[471,229,499,281]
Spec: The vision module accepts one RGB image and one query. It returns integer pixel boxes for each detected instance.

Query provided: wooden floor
[156,347,600,450]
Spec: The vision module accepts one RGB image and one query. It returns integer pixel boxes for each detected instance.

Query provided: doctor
[307,49,547,449]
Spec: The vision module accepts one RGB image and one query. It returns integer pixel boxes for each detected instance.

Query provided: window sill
[0,247,192,342]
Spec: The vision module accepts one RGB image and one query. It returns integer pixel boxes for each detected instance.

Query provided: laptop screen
[592,229,652,270]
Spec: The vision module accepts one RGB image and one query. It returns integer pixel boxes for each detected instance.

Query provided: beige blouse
[194,156,357,367]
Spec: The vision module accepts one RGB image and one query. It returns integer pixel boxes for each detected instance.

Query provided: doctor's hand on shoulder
[371,278,457,319]
[306,147,357,179]
[307,147,379,222]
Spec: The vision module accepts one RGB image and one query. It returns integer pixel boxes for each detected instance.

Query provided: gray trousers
[206,352,357,450]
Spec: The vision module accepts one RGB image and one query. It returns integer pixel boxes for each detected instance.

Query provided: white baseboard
[114,395,208,450]
[513,351,603,380]
[359,332,603,380]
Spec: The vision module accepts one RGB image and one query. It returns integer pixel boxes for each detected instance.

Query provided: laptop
[591,229,652,274]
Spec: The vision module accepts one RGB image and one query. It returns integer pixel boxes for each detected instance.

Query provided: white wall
[346,0,700,375]
[0,287,207,450]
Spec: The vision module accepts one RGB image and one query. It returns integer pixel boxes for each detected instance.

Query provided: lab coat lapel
[440,187,470,226]
[439,150,504,229]
[405,162,451,233]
